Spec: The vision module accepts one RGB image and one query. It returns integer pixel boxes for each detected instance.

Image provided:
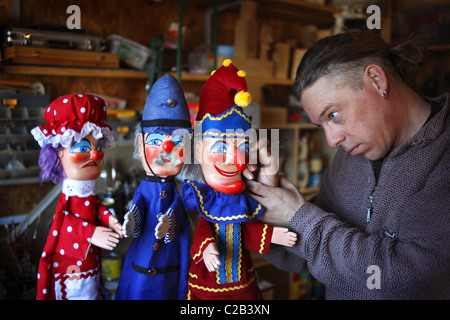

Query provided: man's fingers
[279,175,298,191]
[246,180,272,197]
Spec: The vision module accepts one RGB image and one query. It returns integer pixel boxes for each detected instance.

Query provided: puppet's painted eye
[145,133,164,146]
[210,141,228,154]
[96,139,104,152]
[172,135,184,147]
[237,142,249,156]
[70,139,92,153]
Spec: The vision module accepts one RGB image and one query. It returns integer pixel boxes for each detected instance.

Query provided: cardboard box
[4,46,119,68]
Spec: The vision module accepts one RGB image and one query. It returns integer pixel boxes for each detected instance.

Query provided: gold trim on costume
[259,224,268,254]
[192,237,215,260]
[186,180,262,222]
[188,273,256,293]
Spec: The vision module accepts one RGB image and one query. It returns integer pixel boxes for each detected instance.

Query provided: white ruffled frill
[31,122,118,149]
[62,178,98,197]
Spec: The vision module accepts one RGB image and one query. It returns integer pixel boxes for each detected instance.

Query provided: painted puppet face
[196,137,249,194]
[138,132,186,177]
[58,133,104,181]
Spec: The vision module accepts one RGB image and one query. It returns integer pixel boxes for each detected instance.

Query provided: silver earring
[381,89,388,100]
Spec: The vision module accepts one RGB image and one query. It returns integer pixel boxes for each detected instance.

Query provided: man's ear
[58,149,64,159]
[365,64,388,95]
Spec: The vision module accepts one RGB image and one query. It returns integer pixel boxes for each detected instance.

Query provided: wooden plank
[258,0,339,26]
[4,47,119,68]
[2,65,148,79]
[216,56,274,79]
[273,42,291,79]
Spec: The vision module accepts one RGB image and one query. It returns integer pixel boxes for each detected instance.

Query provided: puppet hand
[203,242,221,272]
[271,227,297,247]
[91,226,120,250]
[109,216,123,238]
[122,210,135,238]
[155,213,170,239]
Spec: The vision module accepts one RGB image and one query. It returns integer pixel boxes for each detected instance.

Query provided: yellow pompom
[211,70,216,76]
[223,59,232,67]
[237,70,246,77]
[234,91,251,107]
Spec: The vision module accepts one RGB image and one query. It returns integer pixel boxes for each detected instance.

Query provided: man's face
[58,133,104,181]
[301,76,398,161]
[196,137,248,194]
[138,132,186,177]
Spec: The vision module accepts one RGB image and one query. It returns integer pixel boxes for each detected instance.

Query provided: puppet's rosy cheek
[70,153,90,163]
[207,153,225,164]
[178,148,184,158]
[145,146,160,161]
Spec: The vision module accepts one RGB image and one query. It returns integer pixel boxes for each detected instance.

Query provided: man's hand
[243,137,279,187]
[246,175,306,227]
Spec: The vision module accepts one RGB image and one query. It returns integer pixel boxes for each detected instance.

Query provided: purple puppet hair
[38,144,66,184]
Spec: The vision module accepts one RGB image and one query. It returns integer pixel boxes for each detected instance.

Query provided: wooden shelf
[428,44,450,52]
[1,65,148,79]
[169,72,294,86]
[170,0,339,26]
[1,65,293,84]
[258,0,339,26]
[260,122,319,130]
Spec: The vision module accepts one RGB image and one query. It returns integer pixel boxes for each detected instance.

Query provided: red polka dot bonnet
[31,93,117,148]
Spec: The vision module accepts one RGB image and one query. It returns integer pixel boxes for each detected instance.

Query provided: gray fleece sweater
[264,94,450,299]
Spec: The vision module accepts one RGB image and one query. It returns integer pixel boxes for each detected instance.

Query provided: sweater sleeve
[286,181,450,299]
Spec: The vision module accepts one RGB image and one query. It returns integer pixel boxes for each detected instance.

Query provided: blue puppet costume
[116,74,192,300]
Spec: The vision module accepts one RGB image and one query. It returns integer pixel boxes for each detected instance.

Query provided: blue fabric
[181,180,264,224]
[218,223,227,284]
[116,180,190,300]
[196,106,252,138]
[142,74,192,134]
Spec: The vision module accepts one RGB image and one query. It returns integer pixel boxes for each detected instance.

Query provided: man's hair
[293,30,427,99]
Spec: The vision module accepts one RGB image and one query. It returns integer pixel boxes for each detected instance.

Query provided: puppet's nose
[234,147,246,171]
[161,140,174,153]
[91,150,103,161]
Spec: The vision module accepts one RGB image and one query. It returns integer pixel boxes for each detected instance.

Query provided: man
[245,31,450,299]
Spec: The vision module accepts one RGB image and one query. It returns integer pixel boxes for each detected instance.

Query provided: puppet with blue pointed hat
[116,74,192,300]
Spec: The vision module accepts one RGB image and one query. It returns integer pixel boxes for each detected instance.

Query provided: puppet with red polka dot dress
[31,94,122,300]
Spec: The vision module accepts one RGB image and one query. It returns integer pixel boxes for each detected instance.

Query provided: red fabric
[36,193,113,300]
[197,62,248,120]
[38,94,111,139]
[186,216,273,300]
